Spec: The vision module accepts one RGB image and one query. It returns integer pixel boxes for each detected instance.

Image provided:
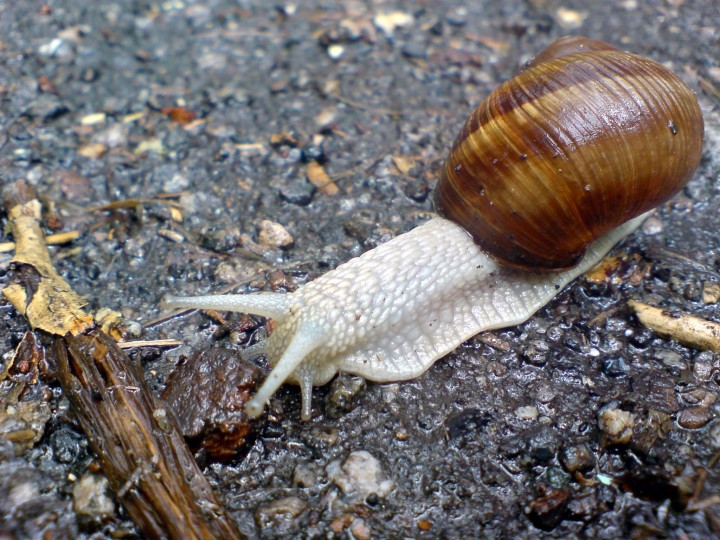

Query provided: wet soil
[0,0,719,538]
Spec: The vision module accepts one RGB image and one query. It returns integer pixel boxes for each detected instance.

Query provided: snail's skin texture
[162,214,646,421]
[161,36,704,421]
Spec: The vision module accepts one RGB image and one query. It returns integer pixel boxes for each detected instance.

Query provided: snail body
[162,37,703,421]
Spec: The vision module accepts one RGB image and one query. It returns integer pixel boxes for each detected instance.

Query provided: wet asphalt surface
[1,0,719,538]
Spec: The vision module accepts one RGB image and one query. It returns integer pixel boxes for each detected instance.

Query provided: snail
[161,36,704,421]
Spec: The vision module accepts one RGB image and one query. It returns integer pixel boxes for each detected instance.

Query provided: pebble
[200,223,242,252]
[446,6,468,26]
[257,220,294,249]
[279,178,315,206]
[26,95,69,122]
[522,339,549,366]
[254,496,307,533]
[163,172,191,192]
[703,282,720,304]
[515,405,539,420]
[598,407,635,445]
[559,443,595,473]
[373,11,413,36]
[327,44,344,60]
[641,216,664,235]
[602,356,630,377]
[49,425,87,464]
[0,398,52,456]
[56,170,94,202]
[350,518,371,540]
[327,450,394,500]
[324,374,366,418]
[677,405,713,429]
[314,106,338,131]
[292,463,317,488]
[401,42,428,59]
[9,480,40,508]
[554,7,588,29]
[135,138,165,155]
[708,422,720,448]
[544,466,571,489]
[533,384,557,404]
[445,408,491,441]
[309,426,338,447]
[656,349,686,370]
[72,474,115,519]
[528,428,560,463]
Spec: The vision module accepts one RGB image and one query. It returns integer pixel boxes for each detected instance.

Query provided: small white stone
[554,7,588,29]
[373,11,414,36]
[73,474,115,518]
[258,220,294,249]
[293,463,317,488]
[9,482,40,508]
[598,407,635,444]
[327,44,345,59]
[327,450,394,500]
[38,38,64,56]
[515,405,539,420]
[641,216,664,235]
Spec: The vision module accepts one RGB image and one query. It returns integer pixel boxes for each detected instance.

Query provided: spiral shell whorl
[434,38,704,270]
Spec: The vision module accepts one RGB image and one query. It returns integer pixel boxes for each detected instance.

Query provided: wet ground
[1,0,719,538]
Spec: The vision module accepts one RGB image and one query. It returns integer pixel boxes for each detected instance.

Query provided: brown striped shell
[433,36,704,270]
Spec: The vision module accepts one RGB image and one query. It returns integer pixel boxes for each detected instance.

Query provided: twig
[628,300,720,352]
[54,330,243,538]
[87,197,183,212]
[0,229,81,252]
[116,338,183,349]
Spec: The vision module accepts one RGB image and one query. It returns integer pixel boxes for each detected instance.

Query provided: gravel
[0,0,719,538]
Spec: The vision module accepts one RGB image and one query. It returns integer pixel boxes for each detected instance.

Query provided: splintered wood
[54,329,243,539]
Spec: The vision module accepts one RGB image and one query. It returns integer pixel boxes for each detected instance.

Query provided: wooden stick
[54,329,243,539]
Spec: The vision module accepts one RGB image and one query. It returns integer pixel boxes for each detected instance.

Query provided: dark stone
[199,223,242,252]
[301,143,325,163]
[445,408,492,443]
[162,347,265,462]
[602,357,630,377]
[527,427,560,464]
[527,488,570,530]
[401,42,428,59]
[559,443,595,474]
[49,426,87,464]
[522,339,549,366]
[324,374,366,419]
[278,178,315,206]
[24,95,70,122]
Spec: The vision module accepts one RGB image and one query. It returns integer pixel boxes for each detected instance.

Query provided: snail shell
[434,36,704,270]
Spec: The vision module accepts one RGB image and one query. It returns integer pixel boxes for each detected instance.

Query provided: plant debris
[1,180,243,539]
[628,300,720,352]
